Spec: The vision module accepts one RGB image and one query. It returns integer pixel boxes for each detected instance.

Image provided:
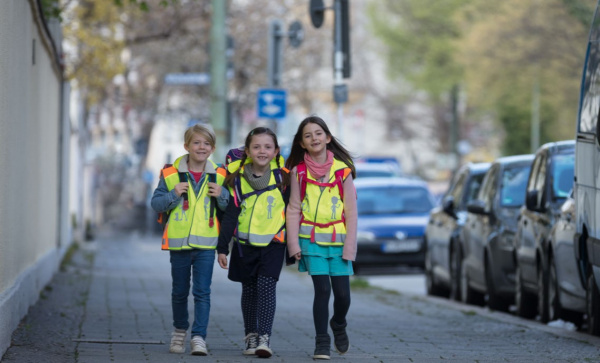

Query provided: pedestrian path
[3,229,600,363]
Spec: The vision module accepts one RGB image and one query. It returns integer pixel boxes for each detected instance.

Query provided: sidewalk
[3,229,600,363]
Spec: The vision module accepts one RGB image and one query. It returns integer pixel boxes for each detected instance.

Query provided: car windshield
[357,186,433,215]
[500,164,531,207]
[552,154,574,199]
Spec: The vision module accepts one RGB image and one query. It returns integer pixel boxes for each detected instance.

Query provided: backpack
[225,146,245,167]
[296,162,350,202]
[295,161,353,242]
[156,164,218,231]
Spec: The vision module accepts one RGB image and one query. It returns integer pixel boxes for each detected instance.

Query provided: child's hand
[217,253,228,269]
[294,252,301,260]
[174,182,189,197]
[207,182,222,197]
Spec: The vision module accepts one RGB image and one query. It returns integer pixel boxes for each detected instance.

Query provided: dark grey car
[545,193,585,325]
[425,162,490,298]
[459,155,534,308]
[514,140,576,320]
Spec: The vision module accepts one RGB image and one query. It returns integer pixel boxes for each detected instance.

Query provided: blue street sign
[257,88,287,119]
[164,73,211,85]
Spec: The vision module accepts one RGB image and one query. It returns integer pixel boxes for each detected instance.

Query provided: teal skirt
[297,238,354,276]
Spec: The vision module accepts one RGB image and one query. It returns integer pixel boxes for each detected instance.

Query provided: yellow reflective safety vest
[161,156,226,251]
[296,159,353,246]
[227,156,288,247]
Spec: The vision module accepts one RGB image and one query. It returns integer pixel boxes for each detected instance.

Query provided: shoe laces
[258,334,270,347]
[245,333,258,349]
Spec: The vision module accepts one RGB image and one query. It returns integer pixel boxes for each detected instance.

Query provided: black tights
[311,275,351,335]
[241,275,277,336]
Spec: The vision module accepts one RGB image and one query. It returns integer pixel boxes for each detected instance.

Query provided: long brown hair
[285,116,356,178]
[224,127,290,189]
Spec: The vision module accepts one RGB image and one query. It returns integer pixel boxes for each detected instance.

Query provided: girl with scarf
[285,116,357,360]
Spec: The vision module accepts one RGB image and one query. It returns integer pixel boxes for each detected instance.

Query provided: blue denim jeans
[170,249,215,338]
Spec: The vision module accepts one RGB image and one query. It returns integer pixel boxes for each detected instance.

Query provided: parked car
[545,192,586,325]
[355,162,401,178]
[459,154,534,309]
[514,140,575,320]
[354,177,436,270]
[424,162,491,298]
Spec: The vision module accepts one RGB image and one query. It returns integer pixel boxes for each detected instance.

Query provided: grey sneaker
[243,333,258,355]
[169,329,186,354]
[313,334,331,360]
[190,335,207,356]
[255,334,273,358]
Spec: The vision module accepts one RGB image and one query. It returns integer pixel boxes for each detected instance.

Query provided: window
[461,173,485,210]
[500,165,532,207]
[449,171,467,206]
[551,154,575,199]
[578,40,600,134]
[479,166,498,210]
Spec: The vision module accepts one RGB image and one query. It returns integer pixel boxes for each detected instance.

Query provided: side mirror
[442,196,458,219]
[525,190,538,211]
[466,199,487,215]
[525,190,545,212]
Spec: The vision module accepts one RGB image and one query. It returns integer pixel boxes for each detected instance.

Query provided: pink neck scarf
[304,150,334,180]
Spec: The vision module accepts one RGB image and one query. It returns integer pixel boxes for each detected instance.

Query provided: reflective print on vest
[161,156,226,250]
[228,159,287,247]
[298,159,350,246]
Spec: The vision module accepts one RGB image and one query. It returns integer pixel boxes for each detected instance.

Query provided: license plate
[381,240,422,253]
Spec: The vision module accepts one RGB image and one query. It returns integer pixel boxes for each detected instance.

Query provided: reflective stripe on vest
[227,160,287,247]
[297,159,350,246]
[161,157,225,250]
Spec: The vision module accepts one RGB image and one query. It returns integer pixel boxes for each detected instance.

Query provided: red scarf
[304,150,334,180]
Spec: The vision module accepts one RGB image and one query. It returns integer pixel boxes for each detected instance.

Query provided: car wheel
[515,265,537,319]
[485,256,509,312]
[425,242,448,297]
[538,262,550,323]
[586,272,600,335]
[460,254,484,306]
[449,242,462,301]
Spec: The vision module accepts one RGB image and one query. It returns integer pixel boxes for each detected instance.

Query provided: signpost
[257,88,287,119]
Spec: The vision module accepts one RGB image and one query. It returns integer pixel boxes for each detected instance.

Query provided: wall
[0,0,67,357]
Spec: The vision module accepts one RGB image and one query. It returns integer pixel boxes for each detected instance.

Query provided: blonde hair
[184,124,216,148]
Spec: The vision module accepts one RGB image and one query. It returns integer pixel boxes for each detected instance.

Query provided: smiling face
[300,122,331,158]
[184,132,215,164]
[246,133,279,170]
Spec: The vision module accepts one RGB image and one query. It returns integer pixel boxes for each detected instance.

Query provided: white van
[575,0,600,336]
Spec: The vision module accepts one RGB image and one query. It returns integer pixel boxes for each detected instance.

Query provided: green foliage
[40,0,61,20]
[370,0,593,154]
[369,0,471,99]
[560,0,597,26]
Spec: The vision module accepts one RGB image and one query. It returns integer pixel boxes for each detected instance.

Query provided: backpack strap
[208,172,216,227]
[234,167,288,206]
[297,162,349,201]
[179,171,189,211]
[296,162,308,202]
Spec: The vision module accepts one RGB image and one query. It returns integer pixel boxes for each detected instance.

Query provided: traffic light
[338,0,351,78]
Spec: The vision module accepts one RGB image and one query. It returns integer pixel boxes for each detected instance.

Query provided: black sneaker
[255,334,273,358]
[329,318,349,354]
[313,334,331,360]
